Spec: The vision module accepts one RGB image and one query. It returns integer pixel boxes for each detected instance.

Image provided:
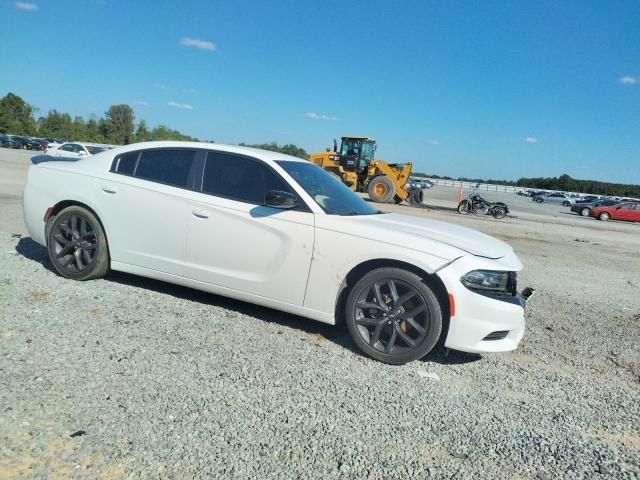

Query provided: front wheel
[598,212,610,221]
[535,197,544,203]
[457,200,470,215]
[491,206,507,219]
[47,206,110,280]
[580,207,591,217]
[562,201,571,207]
[345,268,442,365]
[367,176,395,203]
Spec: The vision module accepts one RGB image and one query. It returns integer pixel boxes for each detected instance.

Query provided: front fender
[302,226,455,320]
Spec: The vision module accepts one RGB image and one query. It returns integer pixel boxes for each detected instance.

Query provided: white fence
[421,178,520,193]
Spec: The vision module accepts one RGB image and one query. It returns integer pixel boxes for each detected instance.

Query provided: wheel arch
[335,258,451,341]
[46,200,110,253]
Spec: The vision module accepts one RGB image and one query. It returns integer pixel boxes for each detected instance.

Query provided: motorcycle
[457,187,509,219]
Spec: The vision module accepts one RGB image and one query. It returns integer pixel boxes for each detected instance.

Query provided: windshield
[276,160,380,216]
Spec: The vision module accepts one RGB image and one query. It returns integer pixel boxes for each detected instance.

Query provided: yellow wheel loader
[308,136,423,205]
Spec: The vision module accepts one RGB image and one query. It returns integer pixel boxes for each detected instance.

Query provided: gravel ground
[1,150,639,479]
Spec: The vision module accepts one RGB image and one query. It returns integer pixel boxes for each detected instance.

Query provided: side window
[134,149,196,188]
[61,144,74,152]
[113,151,139,175]
[73,144,84,153]
[202,151,292,204]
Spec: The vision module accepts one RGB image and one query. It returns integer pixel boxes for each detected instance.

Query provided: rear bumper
[437,253,531,354]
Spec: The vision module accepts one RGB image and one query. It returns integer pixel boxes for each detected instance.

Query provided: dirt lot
[1,147,639,479]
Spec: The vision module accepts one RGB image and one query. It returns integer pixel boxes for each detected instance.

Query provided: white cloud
[132,100,150,107]
[153,84,166,90]
[524,137,538,143]
[16,2,38,11]
[180,37,216,51]
[620,76,638,85]
[183,88,196,94]
[168,101,193,110]
[304,112,337,121]
[424,139,439,145]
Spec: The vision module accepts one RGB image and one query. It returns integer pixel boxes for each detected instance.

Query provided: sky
[1,0,639,184]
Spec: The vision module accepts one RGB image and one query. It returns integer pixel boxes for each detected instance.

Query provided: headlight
[461,270,511,292]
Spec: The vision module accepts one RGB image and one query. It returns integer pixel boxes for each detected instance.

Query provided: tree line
[0,92,309,159]
[0,92,197,144]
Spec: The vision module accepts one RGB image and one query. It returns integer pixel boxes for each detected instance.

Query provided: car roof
[101,141,308,164]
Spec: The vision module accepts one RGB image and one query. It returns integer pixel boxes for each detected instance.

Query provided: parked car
[575,195,600,203]
[592,202,640,222]
[533,192,574,206]
[408,177,434,190]
[46,142,109,158]
[3,135,27,149]
[23,141,532,365]
[12,136,44,150]
[570,199,618,217]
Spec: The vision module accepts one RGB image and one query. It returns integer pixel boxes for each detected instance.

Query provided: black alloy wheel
[47,206,109,280]
[346,268,442,365]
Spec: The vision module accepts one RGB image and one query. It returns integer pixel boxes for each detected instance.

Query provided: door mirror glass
[265,190,297,209]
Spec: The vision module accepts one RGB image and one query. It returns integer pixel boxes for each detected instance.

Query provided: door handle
[102,186,117,194]
[192,210,210,219]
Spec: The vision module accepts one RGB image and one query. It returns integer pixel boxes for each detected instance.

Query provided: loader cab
[339,137,376,174]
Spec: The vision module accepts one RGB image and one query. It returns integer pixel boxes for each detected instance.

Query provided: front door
[183,151,314,305]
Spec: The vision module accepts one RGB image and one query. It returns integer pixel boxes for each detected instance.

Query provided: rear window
[134,149,196,188]
[113,151,139,175]
[87,145,107,154]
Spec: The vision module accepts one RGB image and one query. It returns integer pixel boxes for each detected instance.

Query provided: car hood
[322,213,514,260]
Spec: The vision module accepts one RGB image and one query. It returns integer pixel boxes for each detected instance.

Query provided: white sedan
[23,142,529,364]
[46,142,109,158]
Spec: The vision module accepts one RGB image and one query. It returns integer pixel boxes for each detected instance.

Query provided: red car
[592,202,640,222]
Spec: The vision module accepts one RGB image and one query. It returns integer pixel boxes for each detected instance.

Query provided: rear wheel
[598,212,610,221]
[491,206,507,219]
[367,175,395,203]
[562,201,571,207]
[580,207,591,217]
[345,268,442,365]
[47,206,109,280]
[535,197,544,203]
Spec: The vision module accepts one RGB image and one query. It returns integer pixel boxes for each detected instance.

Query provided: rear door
[97,148,200,275]
[182,150,314,305]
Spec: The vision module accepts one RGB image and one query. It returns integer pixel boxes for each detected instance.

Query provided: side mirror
[78,151,88,156]
[264,190,297,209]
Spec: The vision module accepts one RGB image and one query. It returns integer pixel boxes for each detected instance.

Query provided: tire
[367,175,395,203]
[345,268,443,365]
[598,212,610,221]
[491,206,507,219]
[47,206,109,280]
[535,197,544,203]
[562,201,571,207]
[580,208,591,217]
[457,200,470,215]
[394,195,404,204]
